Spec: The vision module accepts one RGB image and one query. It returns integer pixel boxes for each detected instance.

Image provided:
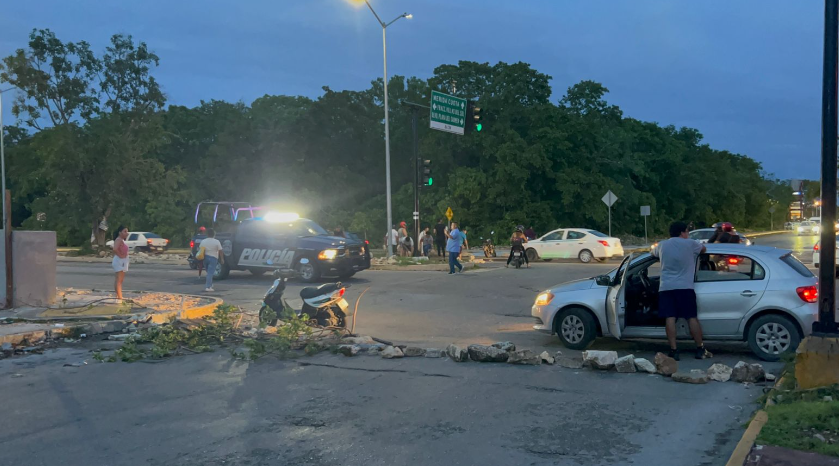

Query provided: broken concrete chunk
[446,344,469,362]
[107,333,140,341]
[730,361,765,383]
[381,346,403,359]
[366,345,385,356]
[539,351,555,365]
[672,369,710,384]
[337,345,360,357]
[491,341,516,352]
[424,348,443,358]
[507,349,541,365]
[634,358,656,374]
[615,355,636,373]
[468,344,510,362]
[765,373,776,382]
[343,335,375,345]
[403,347,426,357]
[582,350,618,370]
[556,357,584,369]
[654,352,679,376]
[707,363,733,382]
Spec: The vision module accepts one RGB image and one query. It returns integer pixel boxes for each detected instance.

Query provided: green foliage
[1,30,793,245]
[758,394,839,457]
[234,310,315,361]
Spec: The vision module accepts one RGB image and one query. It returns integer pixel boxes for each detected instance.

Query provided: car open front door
[606,254,632,339]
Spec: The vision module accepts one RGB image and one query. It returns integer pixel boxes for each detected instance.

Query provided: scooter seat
[299,283,340,299]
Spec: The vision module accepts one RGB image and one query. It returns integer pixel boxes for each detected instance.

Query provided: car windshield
[691,230,715,240]
[587,230,609,238]
[144,233,162,238]
[276,219,329,236]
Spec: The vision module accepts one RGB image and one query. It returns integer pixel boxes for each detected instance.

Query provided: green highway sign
[430,90,466,136]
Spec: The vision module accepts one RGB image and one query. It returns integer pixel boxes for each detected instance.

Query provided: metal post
[644,216,648,245]
[0,91,5,234]
[412,108,420,257]
[608,205,612,238]
[816,0,839,334]
[381,27,394,257]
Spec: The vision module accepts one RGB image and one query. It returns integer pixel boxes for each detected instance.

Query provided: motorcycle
[258,268,350,328]
[510,248,525,269]
[483,238,497,258]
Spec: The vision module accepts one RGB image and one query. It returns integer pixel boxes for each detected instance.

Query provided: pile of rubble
[337,338,776,385]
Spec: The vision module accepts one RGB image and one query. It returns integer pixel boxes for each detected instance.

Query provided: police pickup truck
[198,215,370,282]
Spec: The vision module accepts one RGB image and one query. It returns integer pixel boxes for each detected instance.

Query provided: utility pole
[405,101,430,257]
[816,0,839,334]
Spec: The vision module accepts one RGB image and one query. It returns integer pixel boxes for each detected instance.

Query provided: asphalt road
[0,232,807,465]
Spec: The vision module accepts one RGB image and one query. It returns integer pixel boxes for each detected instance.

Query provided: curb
[724,373,785,466]
[149,296,224,324]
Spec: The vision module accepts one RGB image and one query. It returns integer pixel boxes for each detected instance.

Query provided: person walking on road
[112,226,130,300]
[434,219,447,258]
[200,228,224,292]
[651,221,711,361]
[398,221,412,256]
[446,222,464,274]
[419,227,433,257]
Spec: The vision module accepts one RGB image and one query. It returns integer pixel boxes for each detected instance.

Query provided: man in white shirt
[200,229,224,292]
[651,221,710,361]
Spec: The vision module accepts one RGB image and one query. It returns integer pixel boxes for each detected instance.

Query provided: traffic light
[466,101,482,133]
[422,159,432,186]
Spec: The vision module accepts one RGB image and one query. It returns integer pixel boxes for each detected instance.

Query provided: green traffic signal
[428,177,433,186]
[476,123,482,132]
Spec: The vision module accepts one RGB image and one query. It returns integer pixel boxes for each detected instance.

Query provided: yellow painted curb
[726,410,768,466]
[149,297,224,324]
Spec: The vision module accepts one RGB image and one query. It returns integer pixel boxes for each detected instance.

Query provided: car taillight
[796,286,818,303]
[147,239,152,244]
[339,288,345,297]
[727,257,740,265]
[815,243,820,251]
[165,239,169,245]
[190,240,195,249]
[365,240,369,245]
[598,240,609,247]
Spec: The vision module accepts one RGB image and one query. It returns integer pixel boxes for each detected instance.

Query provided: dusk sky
[0,0,825,179]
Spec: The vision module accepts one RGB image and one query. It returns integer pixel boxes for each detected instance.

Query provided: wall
[12,231,56,307]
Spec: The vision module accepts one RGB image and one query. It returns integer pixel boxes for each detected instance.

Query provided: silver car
[531,244,818,361]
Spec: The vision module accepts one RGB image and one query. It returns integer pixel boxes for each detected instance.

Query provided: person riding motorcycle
[709,222,740,244]
[507,225,530,268]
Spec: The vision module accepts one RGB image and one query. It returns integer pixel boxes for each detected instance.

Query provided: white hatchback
[525,228,624,263]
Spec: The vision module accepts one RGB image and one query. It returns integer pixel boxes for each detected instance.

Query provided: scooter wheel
[316,308,345,328]
[258,305,278,327]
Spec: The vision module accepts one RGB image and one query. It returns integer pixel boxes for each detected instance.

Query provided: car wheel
[188,261,198,270]
[296,260,321,283]
[747,314,801,362]
[525,248,539,262]
[556,307,597,350]
[578,249,594,263]
[213,262,230,280]
[248,268,267,276]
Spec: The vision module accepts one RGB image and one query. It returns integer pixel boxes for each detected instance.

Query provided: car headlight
[798,227,804,232]
[535,292,554,306]
[318,249,339,260]
[814,226,821,233]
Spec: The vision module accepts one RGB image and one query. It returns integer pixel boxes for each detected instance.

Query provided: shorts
[112,256,130,273]
[658,289,697,319]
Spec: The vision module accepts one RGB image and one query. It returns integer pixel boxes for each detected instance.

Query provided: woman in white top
[200,228,224,292]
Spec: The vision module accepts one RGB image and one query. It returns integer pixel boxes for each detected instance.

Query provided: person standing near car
[112,226,130,300]
[434,219,447,258]
[200,229,224,292]
[651,221,711,361]
[445,222,463,274]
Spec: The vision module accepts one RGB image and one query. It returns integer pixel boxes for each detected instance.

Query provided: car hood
[550,278,596,293]
[298,235,364,249]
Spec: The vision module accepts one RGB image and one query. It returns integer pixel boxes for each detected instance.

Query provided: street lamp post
[360,1,411,257]
[0,88,11,233]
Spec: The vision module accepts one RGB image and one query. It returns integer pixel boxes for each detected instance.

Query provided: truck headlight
[535,292,554,306]
[318,249,339,260]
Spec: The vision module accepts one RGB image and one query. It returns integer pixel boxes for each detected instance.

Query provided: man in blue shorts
[651,221,711,361]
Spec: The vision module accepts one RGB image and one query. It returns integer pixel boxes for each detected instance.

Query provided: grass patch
[758,399,839,457]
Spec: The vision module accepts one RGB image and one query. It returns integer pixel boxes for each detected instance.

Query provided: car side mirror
[594,275,612,287]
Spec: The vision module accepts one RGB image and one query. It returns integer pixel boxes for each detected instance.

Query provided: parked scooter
[258,268,350,328]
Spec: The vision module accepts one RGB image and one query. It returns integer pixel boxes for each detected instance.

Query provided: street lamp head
[404,13,413,19]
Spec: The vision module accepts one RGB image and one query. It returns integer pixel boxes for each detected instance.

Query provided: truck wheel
[296,260,321,283]
[213,261,230,280]
[248,268,267,276]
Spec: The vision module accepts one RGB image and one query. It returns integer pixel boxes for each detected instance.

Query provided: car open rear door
[606,254,632,339]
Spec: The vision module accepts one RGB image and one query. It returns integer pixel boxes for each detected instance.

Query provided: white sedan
[797,221,820,236]
[106,231,170,253]
[812,238,839,274]
[525,228,624,263]
[688,228,752,246]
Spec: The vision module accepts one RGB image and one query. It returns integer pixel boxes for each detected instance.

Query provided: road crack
[297,361,453,378]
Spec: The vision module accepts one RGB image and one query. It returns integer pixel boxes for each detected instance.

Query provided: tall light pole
[0,88,12,233]
[358,1,411,256]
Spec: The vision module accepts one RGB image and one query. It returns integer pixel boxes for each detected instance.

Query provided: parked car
[524,228,623,263]
[688,228,752,246]
[531,244,817,361]
[783,222,794,231]
[797,221,820,236]
[106,231,170,253]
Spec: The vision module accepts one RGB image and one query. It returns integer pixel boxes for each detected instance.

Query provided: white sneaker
[205,287,214,292]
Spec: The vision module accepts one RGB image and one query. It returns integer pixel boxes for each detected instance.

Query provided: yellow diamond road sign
[445,207,453,221]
